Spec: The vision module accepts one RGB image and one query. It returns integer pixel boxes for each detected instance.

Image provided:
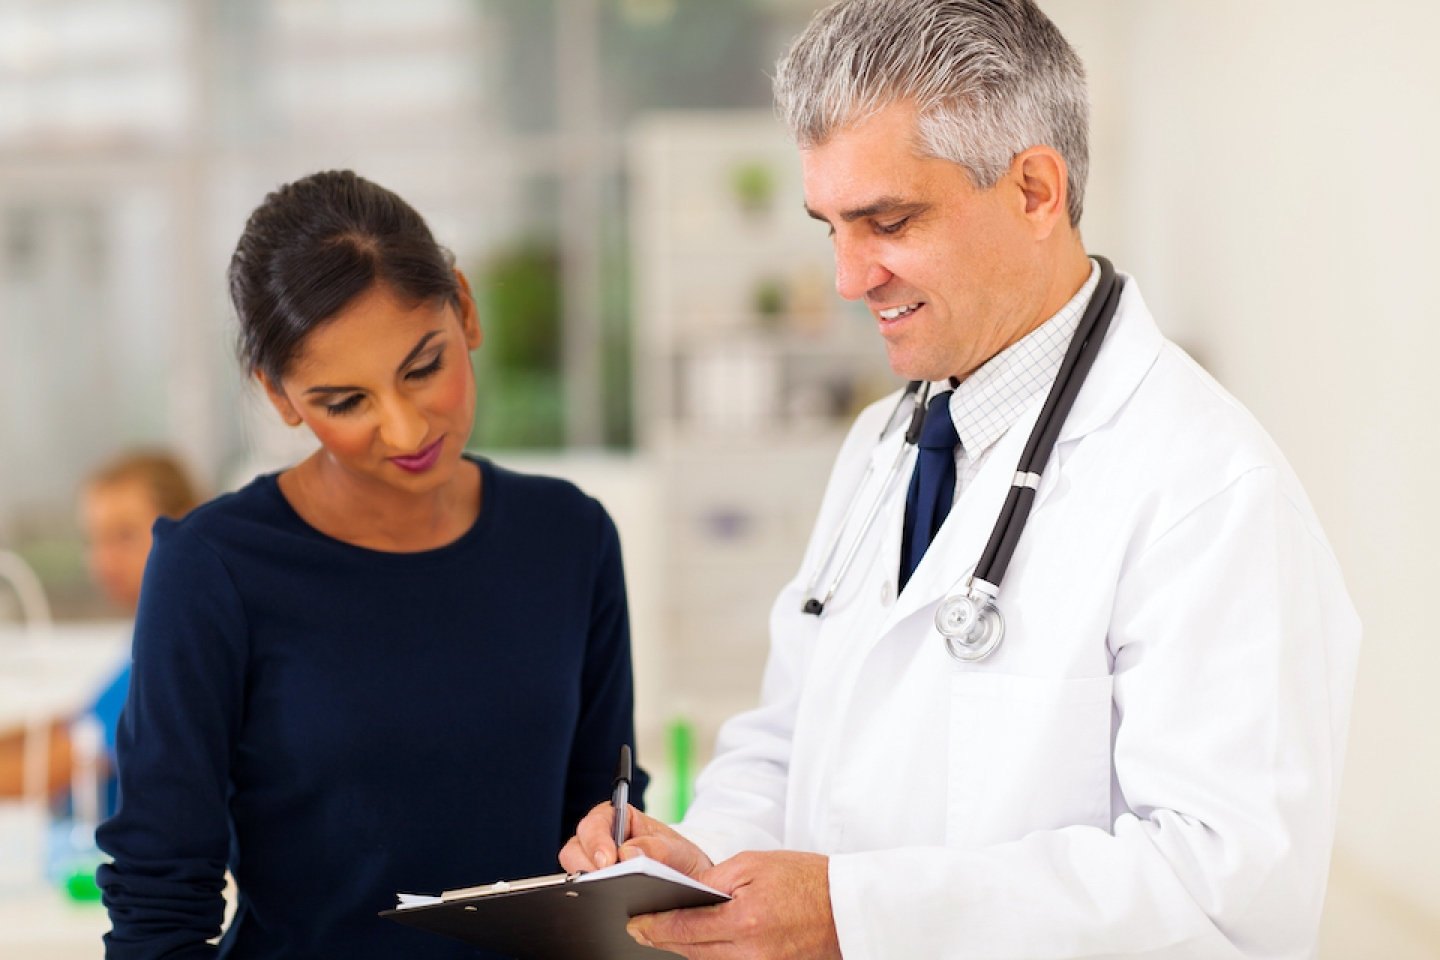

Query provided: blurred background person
[81,453,201,617]
[0,451,199,803]
[79,452,202,779]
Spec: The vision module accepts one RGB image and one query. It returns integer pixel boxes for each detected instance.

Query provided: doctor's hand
[559,802,714,878]
[627,851,840,960]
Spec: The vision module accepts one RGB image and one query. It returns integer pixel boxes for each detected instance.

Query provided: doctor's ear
[256,371,304,427]
[1009,145,1070,240]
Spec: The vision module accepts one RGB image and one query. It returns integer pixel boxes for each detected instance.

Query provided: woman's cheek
[427,360,475,424]
[306,416,375,462]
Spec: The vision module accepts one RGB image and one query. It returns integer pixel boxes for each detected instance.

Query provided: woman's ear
[454,268,483,350]
[256,371,304,427]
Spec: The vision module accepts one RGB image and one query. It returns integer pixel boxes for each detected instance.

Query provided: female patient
[97,170,645,959]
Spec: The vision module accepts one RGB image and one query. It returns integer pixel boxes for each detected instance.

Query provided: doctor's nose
[832,237,893,302]
[378,396,429,453]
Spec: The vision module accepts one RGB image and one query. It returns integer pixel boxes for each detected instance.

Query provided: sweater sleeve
[96,522,249,960]
[560,505,648,840]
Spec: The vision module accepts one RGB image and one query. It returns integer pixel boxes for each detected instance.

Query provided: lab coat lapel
[880,398,1044,636]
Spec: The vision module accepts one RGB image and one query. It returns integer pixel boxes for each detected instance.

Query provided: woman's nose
[378,396,428,452]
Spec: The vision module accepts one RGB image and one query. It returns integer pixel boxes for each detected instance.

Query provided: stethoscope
[801,256,1125,662]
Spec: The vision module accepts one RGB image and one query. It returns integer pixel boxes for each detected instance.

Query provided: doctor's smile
[875,301,923,321]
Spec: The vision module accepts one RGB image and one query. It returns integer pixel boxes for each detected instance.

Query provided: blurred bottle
[49,715,104,901]
[667,717,695,823]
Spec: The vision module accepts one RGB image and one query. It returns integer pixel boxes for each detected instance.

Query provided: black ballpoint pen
[611,744,632,853]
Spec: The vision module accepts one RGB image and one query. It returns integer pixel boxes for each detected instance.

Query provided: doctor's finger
[621,832,713,878]
[628,904,730,951]
[569,802,617,869]
[559,833,598,874]
[633,937,736,960]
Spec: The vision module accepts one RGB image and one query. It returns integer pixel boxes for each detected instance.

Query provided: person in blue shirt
[0,452,197,806]
[81,453,202,766]
[96,170,647,960]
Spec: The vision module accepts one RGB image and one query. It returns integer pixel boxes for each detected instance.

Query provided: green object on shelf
[730,161,776,215]
[667,717,696,823]
[65,868,102,902]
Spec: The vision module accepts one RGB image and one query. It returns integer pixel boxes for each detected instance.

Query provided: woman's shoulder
[480,458,616,542]
[482,459,600,513]
[151,472,297,556]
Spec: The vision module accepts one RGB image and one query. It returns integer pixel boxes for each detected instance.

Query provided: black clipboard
[381,858,730,960]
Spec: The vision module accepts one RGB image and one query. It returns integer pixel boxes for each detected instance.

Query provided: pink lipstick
[390,437,444,474]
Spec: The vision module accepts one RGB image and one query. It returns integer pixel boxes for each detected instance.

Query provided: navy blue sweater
[96,458,646,959]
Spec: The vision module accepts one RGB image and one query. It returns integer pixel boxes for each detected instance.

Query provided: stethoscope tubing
[802,381,930,616]
[973,257,1123,588]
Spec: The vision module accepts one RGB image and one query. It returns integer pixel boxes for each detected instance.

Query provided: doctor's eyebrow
[302,330,445,396]
[805,197,929,224]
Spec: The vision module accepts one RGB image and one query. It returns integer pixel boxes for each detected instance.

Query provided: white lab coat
[676,278,1361,959]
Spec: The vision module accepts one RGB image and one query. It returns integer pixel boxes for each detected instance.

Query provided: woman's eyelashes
[405,352,445,381]
[319,352,446,417]
[324,394,364,417]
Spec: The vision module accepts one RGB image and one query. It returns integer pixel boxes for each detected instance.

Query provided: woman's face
[260,277,483,495]
[80,479,161,614]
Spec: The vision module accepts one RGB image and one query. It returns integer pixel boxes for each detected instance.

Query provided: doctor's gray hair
[775,0,1090,226]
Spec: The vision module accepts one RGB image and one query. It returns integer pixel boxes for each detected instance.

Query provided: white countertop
[0,887,109,958]
[0,623,130,730]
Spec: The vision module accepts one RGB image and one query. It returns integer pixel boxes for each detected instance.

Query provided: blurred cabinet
[630,110,896,443]
[628,110,898,753]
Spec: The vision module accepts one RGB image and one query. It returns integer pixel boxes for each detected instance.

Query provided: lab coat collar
[879,275,1165,636]
[1054,274,1164,444]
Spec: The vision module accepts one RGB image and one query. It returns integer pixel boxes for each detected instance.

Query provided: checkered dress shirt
[942,260,1102,500]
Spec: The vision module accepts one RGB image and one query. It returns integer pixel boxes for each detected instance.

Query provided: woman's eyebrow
[397,330,444,370]
[302,330,446,396]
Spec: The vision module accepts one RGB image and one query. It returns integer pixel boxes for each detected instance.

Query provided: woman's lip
[389,437,445,474]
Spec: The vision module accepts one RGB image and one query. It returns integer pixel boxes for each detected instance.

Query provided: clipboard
[381,856,730,960]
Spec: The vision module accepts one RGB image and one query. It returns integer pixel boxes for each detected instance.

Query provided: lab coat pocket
[946,672,1114,849]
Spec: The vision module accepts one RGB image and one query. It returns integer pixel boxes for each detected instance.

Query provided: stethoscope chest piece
[935,581,1005,662]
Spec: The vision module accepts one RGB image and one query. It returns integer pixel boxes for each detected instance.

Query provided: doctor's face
[801,102,1054,383]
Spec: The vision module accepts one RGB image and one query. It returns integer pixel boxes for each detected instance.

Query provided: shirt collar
[941,258,1102,456]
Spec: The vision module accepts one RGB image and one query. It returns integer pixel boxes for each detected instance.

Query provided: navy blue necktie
[900,391,959,590]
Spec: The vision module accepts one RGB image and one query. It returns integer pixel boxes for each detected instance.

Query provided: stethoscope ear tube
[801,381,929,615]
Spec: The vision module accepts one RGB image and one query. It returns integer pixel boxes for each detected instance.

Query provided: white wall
[1044,0,1440,947]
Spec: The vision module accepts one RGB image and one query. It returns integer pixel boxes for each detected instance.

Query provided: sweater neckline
[258,454,497,563]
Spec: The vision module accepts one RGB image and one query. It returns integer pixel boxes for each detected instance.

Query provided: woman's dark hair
[228,170,462,382]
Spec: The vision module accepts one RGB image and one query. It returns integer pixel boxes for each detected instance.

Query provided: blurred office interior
[0,0,1436,956]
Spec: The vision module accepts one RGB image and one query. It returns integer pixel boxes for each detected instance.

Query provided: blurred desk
[0,888,107,959]
[0,623,130,731]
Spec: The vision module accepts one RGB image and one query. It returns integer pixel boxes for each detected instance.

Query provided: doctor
[563,0,1361,956]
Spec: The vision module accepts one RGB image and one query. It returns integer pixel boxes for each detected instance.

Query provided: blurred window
[0,0,190,149]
